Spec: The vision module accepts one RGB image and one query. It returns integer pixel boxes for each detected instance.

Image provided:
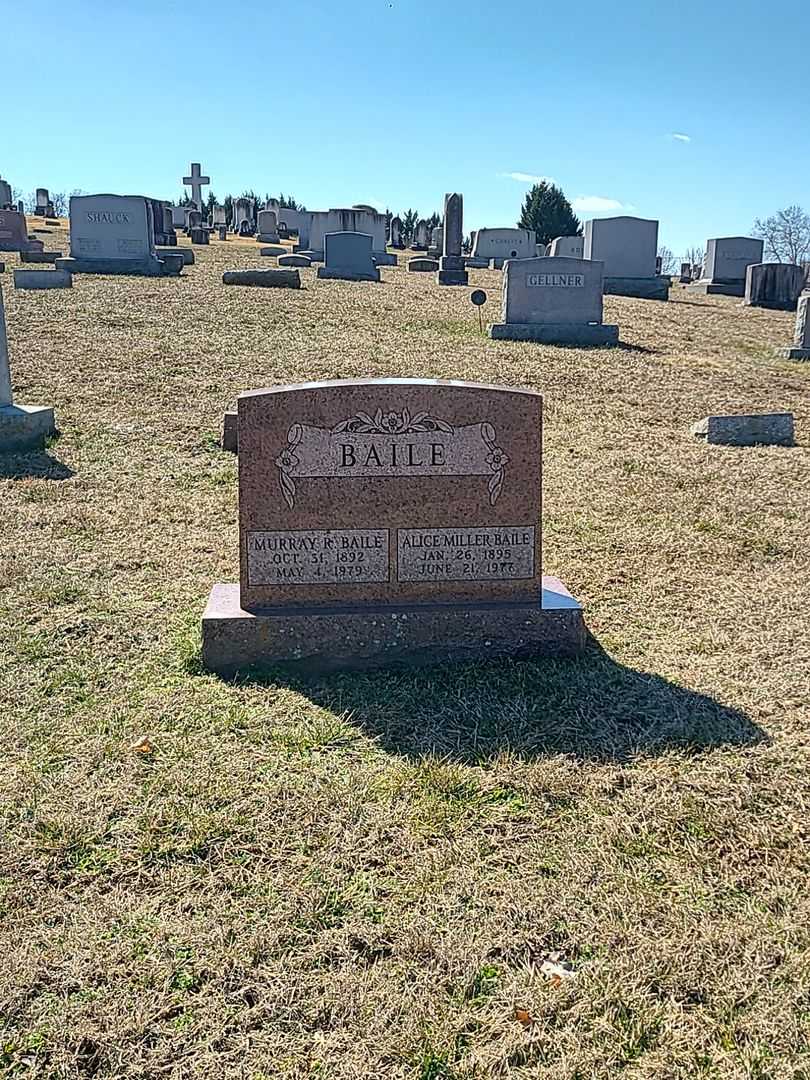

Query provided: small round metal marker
[470,288,487,333]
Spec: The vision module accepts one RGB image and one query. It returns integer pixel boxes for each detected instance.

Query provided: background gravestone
[548,236,584,258]
[317,232,380,282]
[583,216,667,300]
[473,228,536,267]
[744,263,805,310]
[57,194,183,277]
[489,256,619,345]
[0,210,43,254]
[257,210,280,243]
[0,283,56,450]
[437,193,468,286]
[688,237,764,297]
[777,295,810,359]
[201,378,584,673]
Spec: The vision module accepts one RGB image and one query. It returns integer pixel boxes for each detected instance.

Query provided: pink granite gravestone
[202,378,585,674]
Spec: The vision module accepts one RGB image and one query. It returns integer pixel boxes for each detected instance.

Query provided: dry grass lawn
[1,222,809,1079]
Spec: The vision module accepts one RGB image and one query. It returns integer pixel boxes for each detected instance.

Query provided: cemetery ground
[2,224,809,1080]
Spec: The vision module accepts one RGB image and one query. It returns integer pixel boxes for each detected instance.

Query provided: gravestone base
[489,322,619,346]
[604,276,669,300]
[437,268,469,285]
[686,281,745,298]
[156,246,195,266]
[373,252,398,266]
[437,255,468,286]
[201,578,585,676]
[20,250,61,263]
[317,266,381,283]
[776,347,810,361]
[259,246,287,257]
[465,257,489,268]
[55,254,183,277]
[0,403,56,451]
[257,233,280,244]
[189,227,209,245]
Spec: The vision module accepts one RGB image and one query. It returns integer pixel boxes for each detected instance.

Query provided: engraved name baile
[275,407,509,509]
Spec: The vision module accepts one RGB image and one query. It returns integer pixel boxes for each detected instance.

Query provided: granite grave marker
[201,378,585,673]
[489,255,619,345]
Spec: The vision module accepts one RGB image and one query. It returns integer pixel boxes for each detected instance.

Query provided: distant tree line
[394,208,441,245]
[178,191,307,219]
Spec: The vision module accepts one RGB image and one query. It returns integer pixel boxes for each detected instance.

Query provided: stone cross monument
[182,162,210,210]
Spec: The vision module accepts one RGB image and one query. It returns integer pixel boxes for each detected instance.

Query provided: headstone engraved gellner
[202,379,585,674]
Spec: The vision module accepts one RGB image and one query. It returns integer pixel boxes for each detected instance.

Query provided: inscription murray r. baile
[247,529,389,585]
[274,408,509,509]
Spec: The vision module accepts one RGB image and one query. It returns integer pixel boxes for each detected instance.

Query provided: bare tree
[51,192,68,216]
[657,246,678,274]
[683,245,704,269]
[753,205,810,264]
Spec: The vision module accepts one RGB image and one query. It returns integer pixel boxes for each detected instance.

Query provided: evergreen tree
[518,182,581,246]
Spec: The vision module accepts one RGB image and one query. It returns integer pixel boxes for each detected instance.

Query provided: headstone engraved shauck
[777,294,810,360]
[201,378,585,674]
[489,256,619,345]
[437,193,469,286]
[57,195,183,277]
[687,237,764,297]
[0,284,56,451]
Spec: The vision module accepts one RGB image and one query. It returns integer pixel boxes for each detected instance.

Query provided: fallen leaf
[541,958,576,982]
[130,736,153,754]
[514,1007,533,1027]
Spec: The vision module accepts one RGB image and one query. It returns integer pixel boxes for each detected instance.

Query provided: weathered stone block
[14,269,73,289]
[222,269,301,288]
[691,413,794,446]
[0,403,55,450]
[744,263,805,310]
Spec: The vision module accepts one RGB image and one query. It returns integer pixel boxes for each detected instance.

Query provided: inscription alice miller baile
[245,406,537,587]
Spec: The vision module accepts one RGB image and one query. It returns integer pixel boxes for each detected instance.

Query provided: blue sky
[2,0,809,257]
